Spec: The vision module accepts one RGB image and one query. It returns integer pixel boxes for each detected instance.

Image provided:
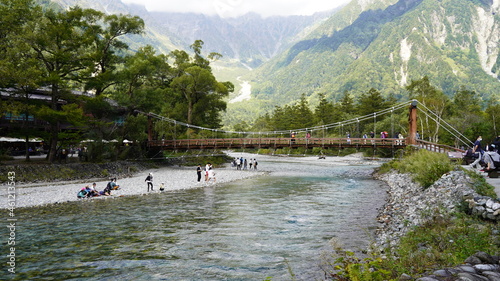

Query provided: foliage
[380,214,500,278]
[379,148,456,188]
[1,1,233,163]
[462,168,497,197]
[244,0,499,116]
[324,240,393,281]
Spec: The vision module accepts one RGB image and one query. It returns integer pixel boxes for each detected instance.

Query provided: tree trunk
[24,135,30,162]
[48,124,58,163]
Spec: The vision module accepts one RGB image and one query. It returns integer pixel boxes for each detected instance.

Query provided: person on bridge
[470,136,485,170]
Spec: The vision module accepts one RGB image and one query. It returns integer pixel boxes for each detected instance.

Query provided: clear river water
[8,158,387,280]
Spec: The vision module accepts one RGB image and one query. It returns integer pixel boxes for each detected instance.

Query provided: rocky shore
[375,169,500,281]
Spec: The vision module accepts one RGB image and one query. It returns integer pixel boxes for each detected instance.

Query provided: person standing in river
[145,172,154,192]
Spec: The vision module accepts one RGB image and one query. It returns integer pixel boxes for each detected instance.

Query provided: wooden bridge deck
[148,138,464,154]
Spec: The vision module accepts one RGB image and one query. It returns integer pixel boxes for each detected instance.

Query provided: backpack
[77,189,88,199]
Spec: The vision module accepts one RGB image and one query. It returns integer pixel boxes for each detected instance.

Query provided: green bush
[379,149,456,188]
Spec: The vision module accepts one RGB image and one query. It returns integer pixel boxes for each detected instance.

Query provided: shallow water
[8,159,386,280]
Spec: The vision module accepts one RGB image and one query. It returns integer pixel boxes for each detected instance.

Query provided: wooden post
[408,100,418,145]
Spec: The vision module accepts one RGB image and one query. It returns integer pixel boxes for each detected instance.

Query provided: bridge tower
[408,100,418,145]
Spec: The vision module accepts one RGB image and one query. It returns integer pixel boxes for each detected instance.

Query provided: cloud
[122,0,349,17]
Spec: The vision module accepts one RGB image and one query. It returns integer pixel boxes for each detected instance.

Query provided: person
[483,145,500,171]
[207,166,216,184]
[346,132,351,144]
[145,172,154,192]
[197,164,202,182]
[470,136,484,169]
[243,158,248,170]
[249,160,253,169]
[88,183,100,197]
[77,186,91,198]
[397,132,404,145]
[493,135,500,150]
[205,163,211,181]
[236,158,241,170]
[101,183,112,196]
[253,159,258,170]
[416,131,421,140]
[106,178,119,191]
[159,182,165,191]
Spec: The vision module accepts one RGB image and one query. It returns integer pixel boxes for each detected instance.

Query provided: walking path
[466,166,500,198]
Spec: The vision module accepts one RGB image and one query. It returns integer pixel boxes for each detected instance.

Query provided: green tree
[314,93,336,125]
[445,86,484,145]
[22,6,105,162]
[82,13,145,96]
[113,45,170,114]
[406,76,449,143]
[168,41,233,135]
[356,88,388,117]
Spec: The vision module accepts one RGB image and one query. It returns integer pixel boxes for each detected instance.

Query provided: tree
[356,88,388,117]
[21,6,105,162]
[168,41,233,134]
[113,45,170,114]
[446,86,484,145]
[406,76,449,143]
[82,13,145,96]
[314,93,336,125]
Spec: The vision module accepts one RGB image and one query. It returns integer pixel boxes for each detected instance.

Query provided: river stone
[474,264,500,272]
[457,265,479,273]
[483,271,500,280]
[492,202,500,211]
[473,252,497,264]
[465,256,484,265]
[457,272,489,280]
[433,269,453,277]
[416,277,440,281]
[398,273,413,280]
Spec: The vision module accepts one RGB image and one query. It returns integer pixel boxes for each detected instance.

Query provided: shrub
[379,149,456,188]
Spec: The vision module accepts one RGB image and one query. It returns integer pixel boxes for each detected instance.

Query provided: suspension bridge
[140,100,471,156]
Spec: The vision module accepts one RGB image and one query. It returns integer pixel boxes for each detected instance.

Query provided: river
[8,156,387,280]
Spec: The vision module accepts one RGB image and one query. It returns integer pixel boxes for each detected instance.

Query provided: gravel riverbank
[1,152,384,209]
[0,165,265,209]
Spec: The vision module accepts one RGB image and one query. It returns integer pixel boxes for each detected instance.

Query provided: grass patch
[380,213,500,278]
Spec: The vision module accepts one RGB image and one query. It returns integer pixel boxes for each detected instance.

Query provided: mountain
[148,11,331,69]
[246,0,500,106]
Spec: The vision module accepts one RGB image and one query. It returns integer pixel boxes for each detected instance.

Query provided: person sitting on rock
[482,144,500,171]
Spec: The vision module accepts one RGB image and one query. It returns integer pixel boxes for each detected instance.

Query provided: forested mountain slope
[247,0,500,105]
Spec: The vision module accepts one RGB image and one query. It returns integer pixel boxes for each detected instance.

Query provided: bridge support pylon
[408,100,418,145]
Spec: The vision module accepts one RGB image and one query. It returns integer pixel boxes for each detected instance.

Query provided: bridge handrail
[148,137,406,147]
[414,139,465,153]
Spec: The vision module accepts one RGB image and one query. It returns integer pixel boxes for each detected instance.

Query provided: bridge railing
[414,139,465,153]
[148,137,406,149]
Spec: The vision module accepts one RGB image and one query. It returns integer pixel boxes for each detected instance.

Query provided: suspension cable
[415,101,473,147]
[135,101,410,136]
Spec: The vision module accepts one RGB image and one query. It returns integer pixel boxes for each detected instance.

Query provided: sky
[121,0,351,18]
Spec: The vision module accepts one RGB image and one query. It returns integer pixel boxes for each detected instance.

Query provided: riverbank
[1,152,384,209]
